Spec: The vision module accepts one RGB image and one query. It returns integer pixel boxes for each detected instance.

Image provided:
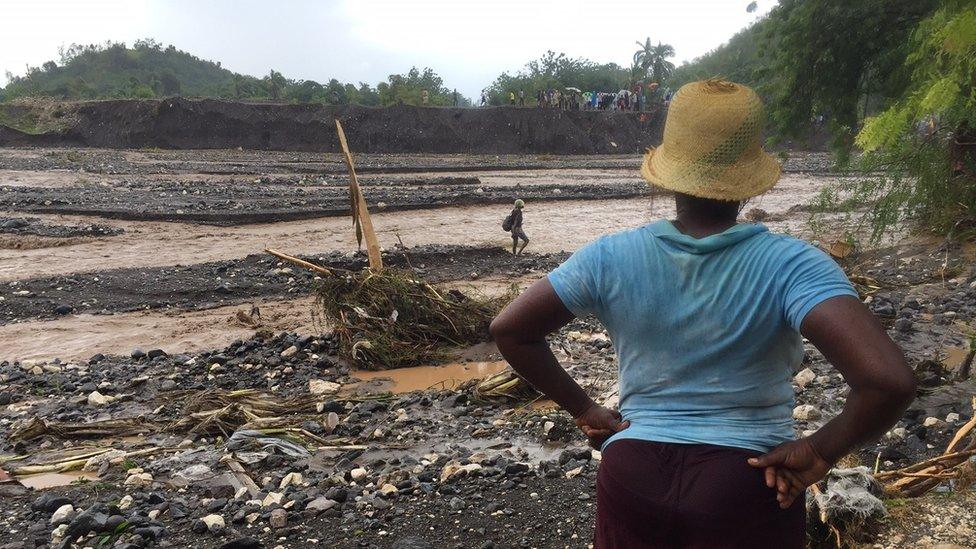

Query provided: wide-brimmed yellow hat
[641,79,781,201]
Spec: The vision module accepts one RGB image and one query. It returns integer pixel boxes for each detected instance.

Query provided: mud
[0,297,317,363]
[0,215,122,237]
[1,144,971,549]
[17,471,100,490]
[0,147,836,177]
[0,177,651,225]
[0,245,564,325]
[0,98,665,154]
[349,360,509,394]
[0,174,846,284]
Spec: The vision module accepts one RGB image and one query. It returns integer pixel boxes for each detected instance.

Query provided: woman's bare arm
[490,278,628,446]
[801,295,916,462]
[750,295,916,507]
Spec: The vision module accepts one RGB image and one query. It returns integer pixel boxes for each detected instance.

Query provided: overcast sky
[1,0,774,99]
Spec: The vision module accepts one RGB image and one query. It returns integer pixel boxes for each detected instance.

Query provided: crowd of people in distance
[480,84,672,112]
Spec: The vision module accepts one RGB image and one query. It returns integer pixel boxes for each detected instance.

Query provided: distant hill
[1,39,251,100]
[0,39,466,107]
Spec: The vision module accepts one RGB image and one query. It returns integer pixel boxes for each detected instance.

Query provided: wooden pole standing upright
[335,120,383,271]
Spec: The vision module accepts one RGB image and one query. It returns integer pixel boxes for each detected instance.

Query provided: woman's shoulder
[758,230,832,256]
[751,230,845,276]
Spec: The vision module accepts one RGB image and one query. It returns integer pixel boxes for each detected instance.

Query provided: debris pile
[317,268,513,369]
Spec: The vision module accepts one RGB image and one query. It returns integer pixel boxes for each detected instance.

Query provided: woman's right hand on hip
[575,404,630,449]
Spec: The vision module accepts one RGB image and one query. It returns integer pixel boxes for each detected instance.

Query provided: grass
[0,101,75,135]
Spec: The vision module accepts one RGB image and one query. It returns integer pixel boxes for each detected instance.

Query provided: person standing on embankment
[490,79,916,548]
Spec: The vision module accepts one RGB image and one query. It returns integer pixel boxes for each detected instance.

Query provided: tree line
[0,38,679,108]
[0,39,468,107]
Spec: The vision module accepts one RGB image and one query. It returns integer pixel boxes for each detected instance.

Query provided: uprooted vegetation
[316,268,514,369]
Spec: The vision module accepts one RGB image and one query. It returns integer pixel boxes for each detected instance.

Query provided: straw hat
[641,79,781,201]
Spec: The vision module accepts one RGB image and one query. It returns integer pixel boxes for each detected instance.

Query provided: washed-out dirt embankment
[0,98,665,154]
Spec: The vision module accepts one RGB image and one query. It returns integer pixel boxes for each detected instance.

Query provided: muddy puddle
[348,360,509,394]
[942,346,972,371]
[17,471,99,490]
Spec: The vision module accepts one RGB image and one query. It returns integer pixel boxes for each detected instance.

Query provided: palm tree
[633,37,655,74]
[633,38,676,83]
[649,43,677,83]
[266,70,286,101]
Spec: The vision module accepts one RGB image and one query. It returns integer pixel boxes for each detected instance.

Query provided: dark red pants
[596,439,805,548]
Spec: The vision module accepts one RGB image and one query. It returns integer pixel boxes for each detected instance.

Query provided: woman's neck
[672,193,741,239]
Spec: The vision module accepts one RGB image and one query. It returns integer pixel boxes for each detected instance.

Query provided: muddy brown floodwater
[0,149,855,366]
[0,172,847,282]
[349,360,510,394]
[17,471,100,490]
[0,297,318,362]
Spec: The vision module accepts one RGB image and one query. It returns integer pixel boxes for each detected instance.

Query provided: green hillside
[1,40,244,100]
[0,39,466,106]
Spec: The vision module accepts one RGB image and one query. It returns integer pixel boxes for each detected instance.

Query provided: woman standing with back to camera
[490,79,916,548]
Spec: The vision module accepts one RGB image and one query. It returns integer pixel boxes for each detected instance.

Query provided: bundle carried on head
[316,268,513,369]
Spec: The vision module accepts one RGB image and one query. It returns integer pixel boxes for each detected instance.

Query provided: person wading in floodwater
[490,79,916,548]
[503,199,529,256]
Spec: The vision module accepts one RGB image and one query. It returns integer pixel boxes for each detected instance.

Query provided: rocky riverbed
[1,239,975,549]
[0,146,973,548]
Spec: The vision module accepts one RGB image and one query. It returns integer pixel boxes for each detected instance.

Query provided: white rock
[543,421,555,435]
[350,467,368,482]
[792,404,821,421]
[888,427,908,440]
[305,497,338,513]
[279,472,303,489]
[124,472,153,487]
[175,464,213,481]
[262,491,284,507]
[793,368,817,389]
[309,379,341,395]
[325,411,340,431]
[201,514,225,532]
[148,509,161,520]
[565,466,584,479]
[923,416,946,428]
[50,524,68,541]
[378,483,398,496]
[946,413,961,423]
[234,487,248,500]
[118,495,134,510]
[281,345,299,357]
[50,504,75,525]
[439,462,482,483]
[87,391,115,406]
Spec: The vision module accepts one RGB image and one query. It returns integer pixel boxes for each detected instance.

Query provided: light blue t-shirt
[548,220,858,452]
